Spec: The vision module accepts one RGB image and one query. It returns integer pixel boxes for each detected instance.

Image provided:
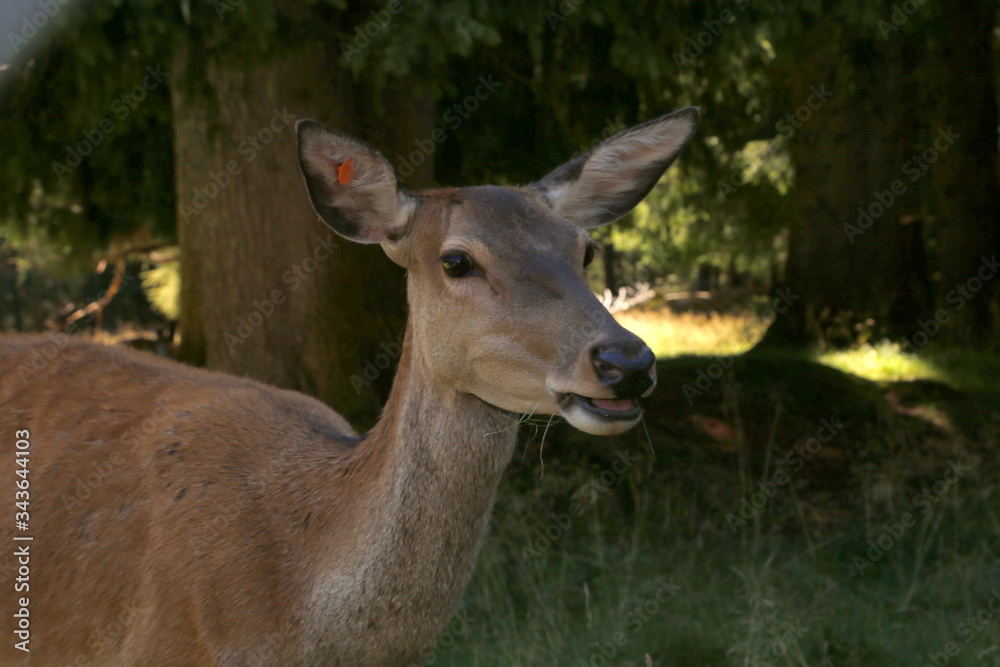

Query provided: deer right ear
[297,120,416,244]
[530,108,699,229]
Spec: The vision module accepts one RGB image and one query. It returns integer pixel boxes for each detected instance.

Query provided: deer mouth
[572,394,642,420]
[555,393,644,436]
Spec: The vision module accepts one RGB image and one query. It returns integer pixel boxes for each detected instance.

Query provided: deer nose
[591,344,656,398]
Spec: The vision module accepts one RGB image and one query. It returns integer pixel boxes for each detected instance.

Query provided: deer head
[297,108,699,436]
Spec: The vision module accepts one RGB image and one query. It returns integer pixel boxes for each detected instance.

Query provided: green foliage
[428,369,1000,665]
[426,1,798,284]
[0,0,986,293]
[0,0,176,260]
[339,1,502,89]
[0,0,507,262]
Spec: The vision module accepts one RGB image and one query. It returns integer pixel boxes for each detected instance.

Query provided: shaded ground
[458,353,1000,666]
[523,354,998,531]
[8,318,999,664]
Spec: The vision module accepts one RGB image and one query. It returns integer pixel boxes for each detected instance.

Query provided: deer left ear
[297,120,416,244]
[530,107,700,229]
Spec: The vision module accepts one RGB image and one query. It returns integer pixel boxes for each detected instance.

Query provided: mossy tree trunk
[759,18,929,349]
[171,41,434,428]
[926,0,1000,345]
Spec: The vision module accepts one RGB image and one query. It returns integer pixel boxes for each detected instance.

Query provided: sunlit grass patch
[613,308,767,358]
[616,306,999,393]
[140,253,181,321]
[430,305,1000,666]
[812,343,1000,393]
[815,341,945,384]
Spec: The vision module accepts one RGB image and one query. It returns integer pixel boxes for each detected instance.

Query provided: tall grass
[613,309,765,358]
[615,307,1000,393]
[427,308,1000,666]
[434,434,1000,666]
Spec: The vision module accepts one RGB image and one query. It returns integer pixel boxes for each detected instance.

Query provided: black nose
[591,344,656,398]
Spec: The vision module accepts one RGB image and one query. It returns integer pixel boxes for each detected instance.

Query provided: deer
[0,106,698,666]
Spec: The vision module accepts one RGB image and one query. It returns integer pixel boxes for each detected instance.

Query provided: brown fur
[0,108,697,665]
[0,326,514,665]
[0,189,635,666]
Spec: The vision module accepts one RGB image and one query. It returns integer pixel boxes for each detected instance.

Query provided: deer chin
[555,393,643,436]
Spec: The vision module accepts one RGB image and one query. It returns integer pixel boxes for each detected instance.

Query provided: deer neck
[367,324,519,542]
[305,323,519,662]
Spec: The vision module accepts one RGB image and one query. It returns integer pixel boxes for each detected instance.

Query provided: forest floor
[56,302,1000,665]
[433,306,1000,667]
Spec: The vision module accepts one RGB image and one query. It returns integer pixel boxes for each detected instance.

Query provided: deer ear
[530,107,699,229]
[297,120,416,244]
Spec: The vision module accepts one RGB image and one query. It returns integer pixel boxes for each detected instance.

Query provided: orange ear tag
[337,159,355,185]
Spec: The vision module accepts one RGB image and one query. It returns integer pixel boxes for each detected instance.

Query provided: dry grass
[434,316,1000,666]
[613,307,767,358]
[614,306,999,392]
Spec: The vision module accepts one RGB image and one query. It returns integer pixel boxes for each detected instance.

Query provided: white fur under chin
[559,401,642,436]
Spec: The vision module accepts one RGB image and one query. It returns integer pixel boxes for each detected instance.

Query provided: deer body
[0,330,512,665]
[0,108,697,665]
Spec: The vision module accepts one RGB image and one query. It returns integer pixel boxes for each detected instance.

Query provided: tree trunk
[759,19,928,349]
[926,0,1000,345]
[171,41,434,428]
[602,242,618,292]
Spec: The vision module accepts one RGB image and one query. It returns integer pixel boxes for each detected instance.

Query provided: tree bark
[926,0,1000,345]
[171,41,435,428]
[759,19,929,349]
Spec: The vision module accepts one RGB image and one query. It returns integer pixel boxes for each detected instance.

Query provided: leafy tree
[2,0,997,433]
[756,1,998,348]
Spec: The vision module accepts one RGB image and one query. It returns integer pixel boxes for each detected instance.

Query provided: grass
[427,306,1000,666]
[436,444,1000,666]
[816,342,1000,394]
[817,341,946,384]
[613,308,766,359]
[615,307,1000,394]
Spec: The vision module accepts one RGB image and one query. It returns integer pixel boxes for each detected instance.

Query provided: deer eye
[441,252,474,278]
[583,244,596,268]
